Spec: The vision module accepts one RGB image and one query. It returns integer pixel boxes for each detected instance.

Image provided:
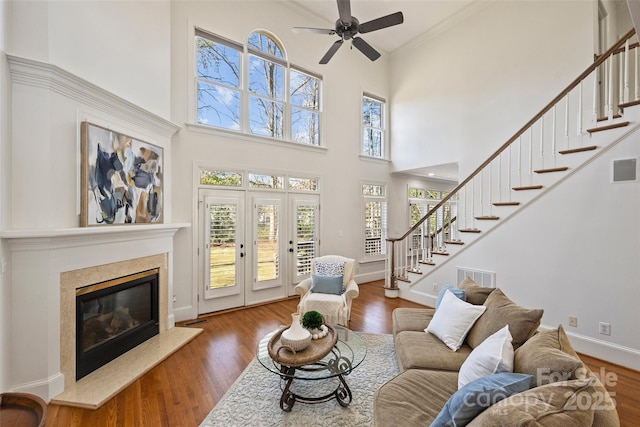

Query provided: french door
[198,189,319,314]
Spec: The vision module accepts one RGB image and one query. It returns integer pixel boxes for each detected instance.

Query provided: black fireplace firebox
[76,269,160,380]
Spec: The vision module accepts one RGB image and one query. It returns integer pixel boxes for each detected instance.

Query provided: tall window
[195,31,242,130]
[195,29,322,145]
[363,183,387,258]
[248,32,285,138]
[362,94,385,158]
[290,69,321,145]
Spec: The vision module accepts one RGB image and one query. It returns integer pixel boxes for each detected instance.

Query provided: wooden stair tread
[586,121,630,133]
[493,201,520,206]
[512,185,543,191]
[559,145,598,155]
[475,216,499,220]
[444,240,464,245]
[534,167,569,173]
[597,114,622,122]
[419,260,436,266]
[431,251,449,256]
[619,99,640,109]
[459,228,481,233]
[396,276,411,283]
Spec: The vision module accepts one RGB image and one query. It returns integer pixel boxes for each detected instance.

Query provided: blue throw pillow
[435,284,466,309]
[430,372,533,427]
[310,274,343,295]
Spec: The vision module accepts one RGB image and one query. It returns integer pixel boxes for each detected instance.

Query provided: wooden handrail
[388,28,636,244]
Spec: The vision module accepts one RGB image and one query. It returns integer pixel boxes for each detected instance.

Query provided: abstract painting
[81,122,163,226]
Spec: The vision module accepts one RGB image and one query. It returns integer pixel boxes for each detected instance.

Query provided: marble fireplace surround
[2,223,194,405]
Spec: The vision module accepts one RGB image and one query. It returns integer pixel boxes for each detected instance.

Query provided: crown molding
[6,54,181,138]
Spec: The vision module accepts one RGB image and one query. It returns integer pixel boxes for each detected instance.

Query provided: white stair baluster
[624,40,630,103]
[608,56,614,119]
[577,80,583,137]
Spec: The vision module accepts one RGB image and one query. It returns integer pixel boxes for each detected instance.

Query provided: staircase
[385,28,640,298]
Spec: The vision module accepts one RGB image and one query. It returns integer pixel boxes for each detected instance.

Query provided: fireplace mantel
[2,222,190,401]
[1,223,190,245]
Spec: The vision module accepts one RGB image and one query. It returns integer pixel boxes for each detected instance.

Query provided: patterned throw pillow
[315,262,345,277]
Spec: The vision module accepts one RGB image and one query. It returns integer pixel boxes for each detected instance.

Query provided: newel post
[385,238,399,298]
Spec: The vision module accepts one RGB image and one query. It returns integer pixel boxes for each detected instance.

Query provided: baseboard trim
[538,324,640,371]
[11,372,65,402]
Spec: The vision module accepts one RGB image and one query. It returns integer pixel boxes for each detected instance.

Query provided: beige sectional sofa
[373,278,620,426]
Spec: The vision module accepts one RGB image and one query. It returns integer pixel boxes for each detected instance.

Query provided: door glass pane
[296,204,317,277]
[208,203,237,289]
[256,203,279,282]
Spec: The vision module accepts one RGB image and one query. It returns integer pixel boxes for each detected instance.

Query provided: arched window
[195,28,322,146]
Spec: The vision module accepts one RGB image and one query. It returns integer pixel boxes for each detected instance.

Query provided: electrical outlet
[599,322,611,336]
[433,283,438,292]
[568,316,578,327]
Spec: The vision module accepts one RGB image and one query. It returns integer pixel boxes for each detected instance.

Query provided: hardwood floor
[45,281,639,426]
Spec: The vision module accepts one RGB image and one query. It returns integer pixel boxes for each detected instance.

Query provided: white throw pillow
[425,290,486,351]
[458,325,514,389]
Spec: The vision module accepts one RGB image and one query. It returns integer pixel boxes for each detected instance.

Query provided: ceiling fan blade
[319,39,344,64]
[352,37,381,61]
[358,11,404,34]
[337,0,352,26]
[293,27,336,35]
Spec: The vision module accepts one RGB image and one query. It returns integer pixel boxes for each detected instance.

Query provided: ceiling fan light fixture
[293,0,404,64]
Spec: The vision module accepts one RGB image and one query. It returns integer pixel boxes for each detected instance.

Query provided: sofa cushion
[458,277,495,305]
[467,378,596,427]
[374,369,458,427]
[435,284,465,309]
[426,290,486,351]
[395,331,472,371]
[514,325,584,387]
[432,372,533,427]
[392,307,435,336]
[458,325,514,389]
[466,289,543,350]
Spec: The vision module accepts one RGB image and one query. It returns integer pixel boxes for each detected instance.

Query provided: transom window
[362,94,385,158]
[199,168,318,192]
[195,29,322,146]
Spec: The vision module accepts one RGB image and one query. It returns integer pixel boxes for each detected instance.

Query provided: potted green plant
[301,310,323,331]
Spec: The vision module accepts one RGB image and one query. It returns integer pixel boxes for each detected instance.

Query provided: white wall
[5,1,174,230]
[0,0,12,393]
[407,129,640,368]
[387,0,640,367]
[389,1,594,179]
[9,0,171,118]
[169,0,402,320]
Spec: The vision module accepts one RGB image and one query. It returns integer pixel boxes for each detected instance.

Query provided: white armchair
[294,255,359,327]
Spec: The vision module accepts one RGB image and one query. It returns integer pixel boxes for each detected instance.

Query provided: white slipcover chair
[294,255,359,326]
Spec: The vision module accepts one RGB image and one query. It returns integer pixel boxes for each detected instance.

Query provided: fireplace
[76,269,160,380]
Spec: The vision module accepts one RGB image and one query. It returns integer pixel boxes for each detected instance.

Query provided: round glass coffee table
[256,325,367,412]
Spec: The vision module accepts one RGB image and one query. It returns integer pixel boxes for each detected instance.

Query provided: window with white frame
[362,183,387,258]
[362,94,385,158]
[195,29,322,145]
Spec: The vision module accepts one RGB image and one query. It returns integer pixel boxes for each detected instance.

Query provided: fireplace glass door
[76,269,159,380]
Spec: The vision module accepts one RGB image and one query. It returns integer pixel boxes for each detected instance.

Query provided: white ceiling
[287,0,476,53]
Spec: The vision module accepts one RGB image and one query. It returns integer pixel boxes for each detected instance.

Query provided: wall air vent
[456,267,496,288]
[612,158,638,183]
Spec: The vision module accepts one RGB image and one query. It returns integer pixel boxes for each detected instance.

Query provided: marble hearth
[2,223,194,405]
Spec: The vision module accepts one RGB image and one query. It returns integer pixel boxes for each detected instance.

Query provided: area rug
[200,333,398,427]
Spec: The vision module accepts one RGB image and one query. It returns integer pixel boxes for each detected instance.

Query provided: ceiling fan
[293,0,404,64]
